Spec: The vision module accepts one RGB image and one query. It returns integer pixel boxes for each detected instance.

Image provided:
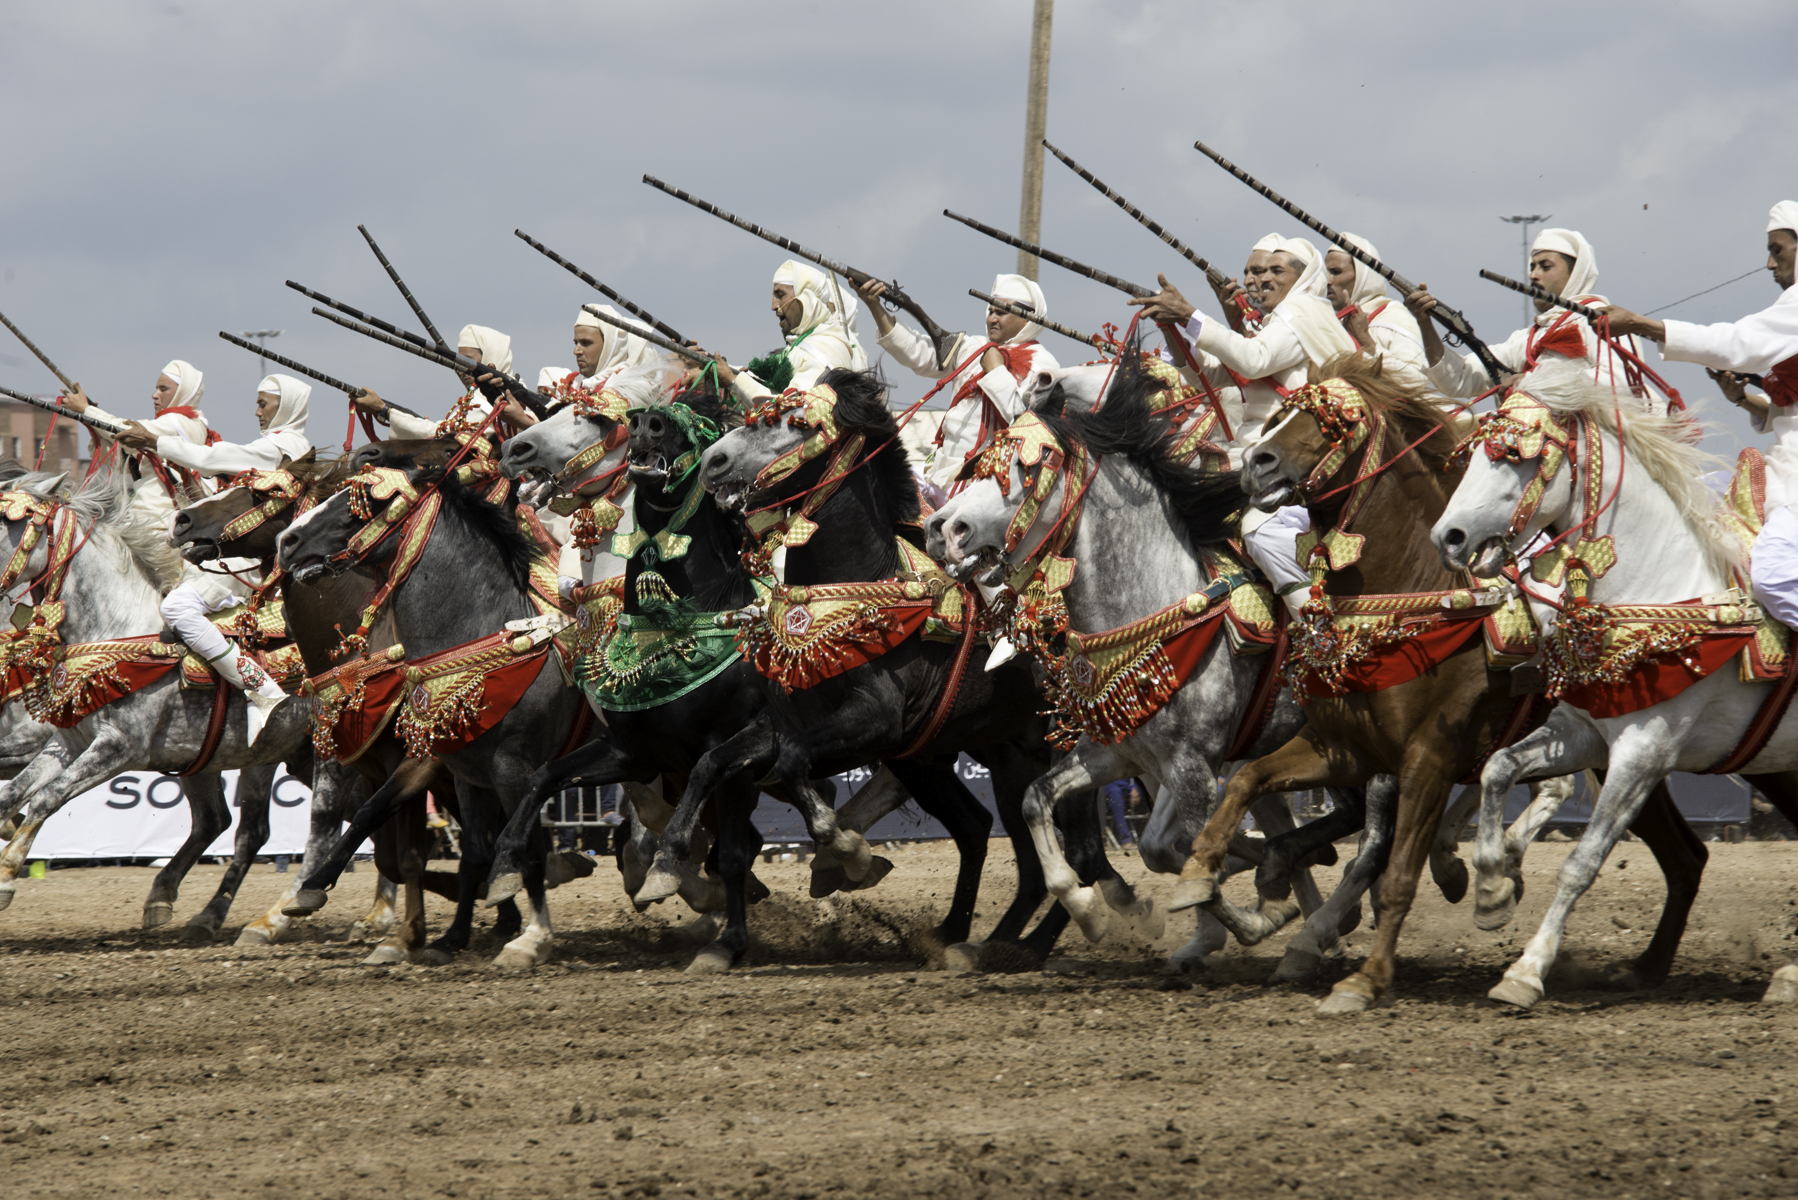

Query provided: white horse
[1431,355,1798,1007]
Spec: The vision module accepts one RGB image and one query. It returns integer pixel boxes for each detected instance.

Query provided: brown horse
[1173,354,1706,1013]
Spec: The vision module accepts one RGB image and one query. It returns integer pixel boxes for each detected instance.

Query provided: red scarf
[156,404,222,445]
[1765,353,1798,409]
[1523,308,1594,370]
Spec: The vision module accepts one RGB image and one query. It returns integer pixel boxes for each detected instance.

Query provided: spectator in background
[1102,779,1144,847]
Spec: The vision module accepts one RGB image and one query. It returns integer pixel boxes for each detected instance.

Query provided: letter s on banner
[106,776,142,809]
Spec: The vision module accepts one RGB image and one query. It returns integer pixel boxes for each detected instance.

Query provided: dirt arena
[2,838,1796,1200]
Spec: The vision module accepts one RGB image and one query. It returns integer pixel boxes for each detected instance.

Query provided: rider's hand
[60,383,90,413]
[116,419,159,454]
[352,389,387,417]
[1129,274,1197,326]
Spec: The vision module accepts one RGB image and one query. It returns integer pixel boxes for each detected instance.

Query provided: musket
[0,384,126,435]
[286,280,436,353]
[1042,140,1258,317]
[514,230,688,345]
[358,224,451,354]
[309,309,553,419]
[1191,139,1508,386]
[943,210,1154,298]
[217,331,365,397]
[642,174,959,367]
[968,289,1108,352]
[0,312,78,394]
[580,306,714,366]
[1478,270,1607,322]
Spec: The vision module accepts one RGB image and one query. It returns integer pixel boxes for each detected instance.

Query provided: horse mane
[817,367,920,526]
[1309,351,1463,466]
[1521,355,1739,570]
[35,460,188,591]
[1036,353,1244,546]
[416,467,538,594]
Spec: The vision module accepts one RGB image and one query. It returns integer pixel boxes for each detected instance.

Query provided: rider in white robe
[859,273,1060,498]
[1326,233,1435,396]
[1603,201,1798,626]
[63,359,212,528]
[709,261,866,407]
[1135,237,1359,612]
[544,305,657,399]
[135,373,310,744]
[354,324,516,441]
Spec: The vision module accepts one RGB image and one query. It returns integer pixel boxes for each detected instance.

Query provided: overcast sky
[2,0,1793,454]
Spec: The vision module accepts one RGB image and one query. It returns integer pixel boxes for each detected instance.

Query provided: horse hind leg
[1747,771,1798,1003]
[1601,780,1705,992]
[145,775,231,930]
[1429,783,1479,905]
[1274,773,1399,985]
[364,807,429,965]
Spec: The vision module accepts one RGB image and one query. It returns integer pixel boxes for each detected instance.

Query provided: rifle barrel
[514,230,688,345]
[1478,270,1607,322]
[216,332,363,397]
[1043,140,1238,297]
[943,211,1153,299]
[310,309,553,419]
[358,225,450,353]
[286,281,436,353]
[0,311,77,394]
[580,306,714,366]
[0,385,125,435]
[968,289,1105,351]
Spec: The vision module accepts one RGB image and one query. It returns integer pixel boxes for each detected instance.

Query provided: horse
[275,448,590,967]
[924,352,1376,978]
[1175,352,1705,1013]
[1430,354,1798,1008]
[680,367,1144,972]
[0,464,354,942]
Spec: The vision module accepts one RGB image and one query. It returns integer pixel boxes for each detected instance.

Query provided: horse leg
[283,756,439,914]
[770,774,875,886]
[1743,772,1798,1002]
[1489,732,1676,1010]
[143,773,231,930]
[808,764,910,896]
[886,759,989,952]
[685,781,763,974]
[1274,773,1400,984]
[1602,780,1705,991]
[364,799,431,965]
[239,758,367,946]
[1502,773,1580,895]
[1429,784,1479,905]
[494,820,556,968]
[638,722,777,905]
[1227,793,1324,942]
[1471,713,1607,931]
[0,730,144,910]
[950,750,1061,973]
[1255,789,1359,904]
[0,743,71,824]
[418,786,505,964]
[185,764,277,942]
[486,726,644,906]
[1018,741,1130,942]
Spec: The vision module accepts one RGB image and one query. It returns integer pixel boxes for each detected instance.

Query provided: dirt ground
[1,838,1796,1200]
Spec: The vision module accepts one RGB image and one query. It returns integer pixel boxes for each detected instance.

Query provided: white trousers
[1243,505,1313,615]
[1752,505,1798,630]
[160,581,233,662]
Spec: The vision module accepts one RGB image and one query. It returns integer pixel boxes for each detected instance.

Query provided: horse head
[1431,392,1576,577]
[699,369,895,515]
[924,420,1058,586]
[276,465,431,586]
[0,472,72,599]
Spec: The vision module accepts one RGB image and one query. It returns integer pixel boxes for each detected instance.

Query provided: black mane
[422,467,539,595]
[1036,353,1244,546]
[816,367,919,527]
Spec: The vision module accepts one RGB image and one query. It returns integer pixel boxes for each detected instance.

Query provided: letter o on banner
[272,773,308,808]
[146,775,185,810]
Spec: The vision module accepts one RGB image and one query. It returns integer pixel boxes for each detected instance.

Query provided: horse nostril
[948,521,969,543]
[1443,528,1466,548]
[1249,451,1276,471]
[170,514,190,535]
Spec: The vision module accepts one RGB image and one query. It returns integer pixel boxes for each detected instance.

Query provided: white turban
[1336,233,1388,309]
[989,273,1045,345]
[1250,233,1282,254]
[537,366,569,391]
[1529,228,1600,322]
[159,360,204,409]
[255,373,310,436]
[1769,202,1798,236]
[1268,237,1357,366]
[1275,237,1329,300]
[772,260,865,365]
[455,324,514,376]
[574,304,652,375]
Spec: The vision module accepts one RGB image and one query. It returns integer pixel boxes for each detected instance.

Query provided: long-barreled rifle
[0,312,79,394]
[579,306,714,367]
[642,174,960,368]
[216,332,365,397]
[286,280,439,353]
[514,230,689,346]
[0,384,125,435]
[358,224,451,354]
[1042,140,1263,327]
[968,289,1108,352]
[1191,139,1508,386]
[943,210,1154,298]
[308,309,552,419]
[1478,270,1607,322]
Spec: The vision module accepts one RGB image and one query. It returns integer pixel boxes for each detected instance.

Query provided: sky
[2,0,1794,455]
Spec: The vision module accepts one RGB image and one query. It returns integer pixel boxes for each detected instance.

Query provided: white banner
[3,770,370,861]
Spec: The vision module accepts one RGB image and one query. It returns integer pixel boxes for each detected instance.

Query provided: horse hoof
[833,832,873,883]
[484,871,523,908]
[1487,974,1544,1010]
[545,850,596,889]
[1166,876,1217,914]
[282,889,329,917]
[1317,987,1372,1016]
[234,923,276,947]
[0,882,14,912]
[1431,852,1470,905]
[634,867,683,906]
[142,901,175,930]
[1062,886,1110,943]
[1272,948,1323,985]
[942,942,983,974]
[746,872,772,905]
[414,947,455,967]
[1761,965,1798,1004]
[808,863,848,898]
[361,943,408,966]
[685,943,736,975]
[493,938,552,969]
[1602,962,1647,992]
[179,921,219,944]
[839,856,894,893]
[1471,877,1517,931]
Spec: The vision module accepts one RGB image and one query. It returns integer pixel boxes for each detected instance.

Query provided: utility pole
[1016,0,1054,281]
[239,328,282,378]
[1499,215,1551,325]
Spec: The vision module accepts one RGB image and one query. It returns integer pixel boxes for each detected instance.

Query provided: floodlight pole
[1499,215,1551,326]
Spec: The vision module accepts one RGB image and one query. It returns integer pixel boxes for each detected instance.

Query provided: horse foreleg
[185,764,278,941]
[1606,780,1706,991]
[487,726,643,906]
[143,773,232,930]
[364,799,430,964]
[0,743,70,825]
[1019,741,1130,943]
[807,764,910,894]
[889,759,989,952]
[639,722,776,906]
[284,756,438,915]
[1744,772,1798,1003]
[1472,713,1606,931]
[493,821,555,968]
[239,758,368,947]
[685,782,762,974]
[0,731,140,911]
[1274,773,1400,984]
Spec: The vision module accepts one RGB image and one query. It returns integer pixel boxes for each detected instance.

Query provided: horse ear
[27,472,69,499]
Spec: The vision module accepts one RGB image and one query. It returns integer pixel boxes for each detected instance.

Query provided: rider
[123,373,310,745]
[693,261,867,406]
[1324,232,1435,396]
[1603,201,1798,626]
[1405,228,1658,410]
[1133,236,1359,614]
[62,360,214,525]
[857,273,1059,500]
[354,323,534,438]
[541,306,657,401]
